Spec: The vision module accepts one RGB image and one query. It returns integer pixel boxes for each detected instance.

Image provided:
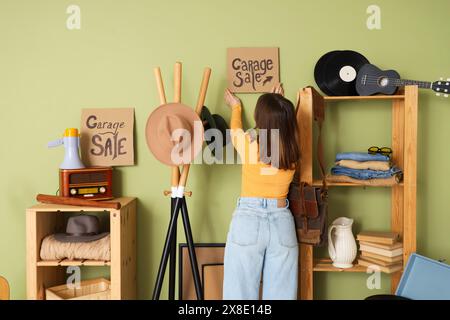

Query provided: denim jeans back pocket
[274,215,298,248]
[230,213,260,246]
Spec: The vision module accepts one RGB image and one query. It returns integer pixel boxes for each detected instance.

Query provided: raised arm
[224,89,247,156]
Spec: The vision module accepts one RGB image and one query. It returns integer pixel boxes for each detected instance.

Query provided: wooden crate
[26,197,137,300]
[46,278,111,300]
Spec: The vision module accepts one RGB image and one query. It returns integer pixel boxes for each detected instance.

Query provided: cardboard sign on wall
[227,47,280,93]
[80,108,135,166]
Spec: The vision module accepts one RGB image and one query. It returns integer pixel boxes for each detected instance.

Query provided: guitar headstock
[432,78,450,98]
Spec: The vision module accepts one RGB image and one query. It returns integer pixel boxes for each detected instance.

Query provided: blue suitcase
[395,253,450,300]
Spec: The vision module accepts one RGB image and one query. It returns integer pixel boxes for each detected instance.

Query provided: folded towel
[40,234,110,261]
[327,174,402,186]
[335,160,391,171]
[336,152,390,162]
[331,166,402,180]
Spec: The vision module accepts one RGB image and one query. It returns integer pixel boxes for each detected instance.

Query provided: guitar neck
[392,79,432,89]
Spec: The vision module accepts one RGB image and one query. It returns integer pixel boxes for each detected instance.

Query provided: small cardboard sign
[227,47,280,93]
[80,108,135,166]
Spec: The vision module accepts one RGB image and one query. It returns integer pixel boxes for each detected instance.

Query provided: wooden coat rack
[151,62,211,300]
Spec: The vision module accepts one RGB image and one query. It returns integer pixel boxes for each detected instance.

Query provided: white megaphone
[48,128,85,169]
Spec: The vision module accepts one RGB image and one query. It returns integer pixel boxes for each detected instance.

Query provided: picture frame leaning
[178,243,225,300]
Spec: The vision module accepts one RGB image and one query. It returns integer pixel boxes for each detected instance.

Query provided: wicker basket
[46,278,111,300]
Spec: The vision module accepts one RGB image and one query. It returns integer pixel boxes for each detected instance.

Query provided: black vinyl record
[314,50,340,96]
[314,50,370,96]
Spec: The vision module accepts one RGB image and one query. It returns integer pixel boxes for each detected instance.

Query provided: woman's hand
[224,88,241,108]
[271,83,284,96]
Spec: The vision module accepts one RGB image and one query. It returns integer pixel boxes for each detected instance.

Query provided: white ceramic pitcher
[328,217,357,268]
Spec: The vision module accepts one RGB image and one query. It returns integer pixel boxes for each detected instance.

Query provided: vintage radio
[59,167,113,200]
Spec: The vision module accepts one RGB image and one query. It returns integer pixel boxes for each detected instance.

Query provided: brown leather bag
[288,88,328,246]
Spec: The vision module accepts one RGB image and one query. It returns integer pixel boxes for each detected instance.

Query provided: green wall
[1,0,449,300]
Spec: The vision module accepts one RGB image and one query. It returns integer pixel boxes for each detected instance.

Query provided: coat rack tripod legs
[168,197,177,299]
[152,63,211,300]
[153,195,201,300]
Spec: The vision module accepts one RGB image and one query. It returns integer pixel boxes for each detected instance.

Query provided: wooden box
[26,197,136,300]
[46,278,111,300]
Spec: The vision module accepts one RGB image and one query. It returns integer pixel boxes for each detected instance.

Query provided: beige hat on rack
[146,103,204,166]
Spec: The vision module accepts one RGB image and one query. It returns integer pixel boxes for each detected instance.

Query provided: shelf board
[313,258,404,274]
[313,179,403,187]
[37,259,111,267]
[313,258,367,272]
[324,95,405,102]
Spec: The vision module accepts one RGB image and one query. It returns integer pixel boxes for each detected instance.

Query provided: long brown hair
[254,93,300,170]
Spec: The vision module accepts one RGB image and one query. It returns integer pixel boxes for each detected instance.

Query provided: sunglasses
[368,146,392,157]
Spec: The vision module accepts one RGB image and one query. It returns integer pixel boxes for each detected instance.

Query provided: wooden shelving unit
[26,197,137,300]
[297,86,418,300]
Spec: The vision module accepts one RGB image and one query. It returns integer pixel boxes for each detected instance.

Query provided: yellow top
[63,128,79,137]
[230,104,296,199]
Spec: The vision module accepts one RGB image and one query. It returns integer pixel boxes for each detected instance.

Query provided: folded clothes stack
[328,152,403,186]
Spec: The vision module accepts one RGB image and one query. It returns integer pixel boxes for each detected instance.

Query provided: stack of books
[356,231,403,274]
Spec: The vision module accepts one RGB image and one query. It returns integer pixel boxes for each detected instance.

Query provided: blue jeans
[223,198,298,300]
[335,152,390,162]
[331,165,402,180]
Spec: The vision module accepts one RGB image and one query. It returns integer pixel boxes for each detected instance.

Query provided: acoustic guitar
[356,63,449,97]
